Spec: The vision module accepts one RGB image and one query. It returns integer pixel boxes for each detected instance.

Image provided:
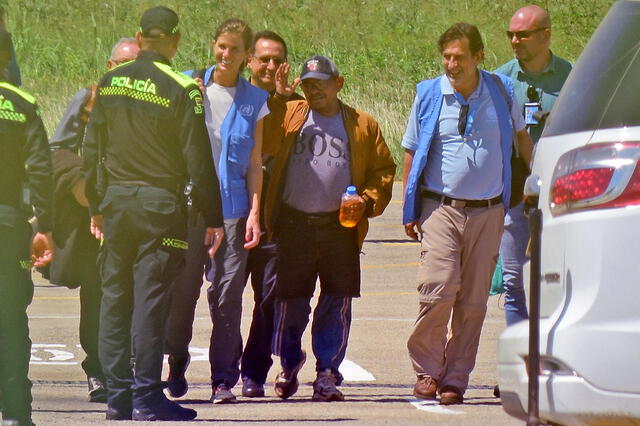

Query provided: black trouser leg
[0,222,34,423]
[241,236,277,384]
[99,185,186,410]
[99,211,135,411]
[79,260,103,378]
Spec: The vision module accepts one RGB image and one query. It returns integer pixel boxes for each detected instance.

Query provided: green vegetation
[6,0,614,168]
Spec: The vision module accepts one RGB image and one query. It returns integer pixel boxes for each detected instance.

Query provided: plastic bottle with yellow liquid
[339,185,363,228]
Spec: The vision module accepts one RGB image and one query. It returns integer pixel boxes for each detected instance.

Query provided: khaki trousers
[407,197,504,392]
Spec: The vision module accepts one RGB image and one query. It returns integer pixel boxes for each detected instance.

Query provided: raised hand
[275,63,301,98]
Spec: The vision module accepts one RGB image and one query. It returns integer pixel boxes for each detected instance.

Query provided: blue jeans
[499,202,529,326]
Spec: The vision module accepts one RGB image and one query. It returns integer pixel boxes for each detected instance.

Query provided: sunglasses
[458,104,469,136]
[527,85,540,102]
[506,27,548,40]
[253,55,285,66]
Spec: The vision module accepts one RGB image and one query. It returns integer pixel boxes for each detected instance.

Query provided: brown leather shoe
[413,376,437,400]
[439,385,464,405]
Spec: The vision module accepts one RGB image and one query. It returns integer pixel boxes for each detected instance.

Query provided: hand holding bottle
[339,186,366,228]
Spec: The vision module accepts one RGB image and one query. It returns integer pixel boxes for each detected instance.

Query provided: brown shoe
[439,385,464,405]
[413,376,437,400]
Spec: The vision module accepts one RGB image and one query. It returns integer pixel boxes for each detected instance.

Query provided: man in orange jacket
[263,55,396,402]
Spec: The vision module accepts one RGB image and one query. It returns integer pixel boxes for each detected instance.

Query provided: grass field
[6,0,614,168]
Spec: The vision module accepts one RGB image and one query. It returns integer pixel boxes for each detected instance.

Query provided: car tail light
[550,142,640,215]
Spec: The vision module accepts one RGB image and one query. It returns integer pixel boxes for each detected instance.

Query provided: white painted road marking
[339,359,375,381]
[31,344,77,365]
[30,343,377,384]
[410,398,465,415]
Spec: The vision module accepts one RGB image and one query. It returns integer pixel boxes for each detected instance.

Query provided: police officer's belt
[421,190,502,208]
[109,179,184,195]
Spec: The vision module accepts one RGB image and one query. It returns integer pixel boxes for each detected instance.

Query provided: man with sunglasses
[402,23,532,405]
[495,5,572,328]
[240,30,304,398]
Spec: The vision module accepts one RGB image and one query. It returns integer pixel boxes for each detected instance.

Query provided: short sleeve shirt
[402,73,525,200]
[282,109,352,213]
[494,53,572,144]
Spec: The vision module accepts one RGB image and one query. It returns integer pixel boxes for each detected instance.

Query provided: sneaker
[312,369,344,402]
[88,376,108,403]
[167,354,190,398]
[242,377,265,398]
[132,398,196,421]
[274,350,306,399]
[211,383,238,404]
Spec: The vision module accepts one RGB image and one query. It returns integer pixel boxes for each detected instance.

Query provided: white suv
[497,1,640,424]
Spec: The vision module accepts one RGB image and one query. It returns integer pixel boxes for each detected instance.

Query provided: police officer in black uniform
[83,6,224,421]
[0,28,55,426]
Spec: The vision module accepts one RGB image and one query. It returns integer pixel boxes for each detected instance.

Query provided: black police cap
[139,6,179,38]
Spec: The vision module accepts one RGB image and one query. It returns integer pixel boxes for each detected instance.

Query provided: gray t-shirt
[283,109,351,213]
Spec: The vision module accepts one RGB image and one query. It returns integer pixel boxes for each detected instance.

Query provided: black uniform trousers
[240,233,277,385]
[79,255,103,379]
[0,208,34,423]
[98,185,186,410]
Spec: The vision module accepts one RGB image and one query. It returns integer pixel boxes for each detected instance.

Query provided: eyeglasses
[506,27,548,40]
[253,55,285,66]
[458,104,470,136]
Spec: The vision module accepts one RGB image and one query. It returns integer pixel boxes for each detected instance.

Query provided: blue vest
[403,70,514,224]
[185,67,269,219]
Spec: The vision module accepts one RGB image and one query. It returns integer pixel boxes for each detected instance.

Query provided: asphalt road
[23,182,519,425]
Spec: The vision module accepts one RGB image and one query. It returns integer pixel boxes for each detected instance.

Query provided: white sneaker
[312,369,344,402]
[211,383,238,404]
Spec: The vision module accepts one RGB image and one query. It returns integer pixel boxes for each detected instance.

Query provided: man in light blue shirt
[402,22,532,405]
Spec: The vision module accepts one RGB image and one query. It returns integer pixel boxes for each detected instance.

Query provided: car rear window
[543,1,640,137]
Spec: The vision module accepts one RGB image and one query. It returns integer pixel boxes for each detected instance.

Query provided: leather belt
[421,190,502,208]
[281,205,339,226]
[109,180,184,195]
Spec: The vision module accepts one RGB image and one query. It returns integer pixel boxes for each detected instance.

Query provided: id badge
[524,102,541,125]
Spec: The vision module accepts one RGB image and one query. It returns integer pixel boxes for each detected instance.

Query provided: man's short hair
[110,37,136,60]
[252,30,288,58]
[438,22,484,54]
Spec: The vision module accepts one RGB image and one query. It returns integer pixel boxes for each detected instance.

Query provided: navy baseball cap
[139,6,179,38]
[300,55,339,80]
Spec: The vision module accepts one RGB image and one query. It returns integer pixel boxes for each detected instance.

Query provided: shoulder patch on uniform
[153,62,197,88]
[0,82,36,104]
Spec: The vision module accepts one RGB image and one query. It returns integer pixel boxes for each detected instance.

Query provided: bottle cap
[346,185,357,195]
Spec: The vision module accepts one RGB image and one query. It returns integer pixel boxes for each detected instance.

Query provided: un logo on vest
[239,104,254,117]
